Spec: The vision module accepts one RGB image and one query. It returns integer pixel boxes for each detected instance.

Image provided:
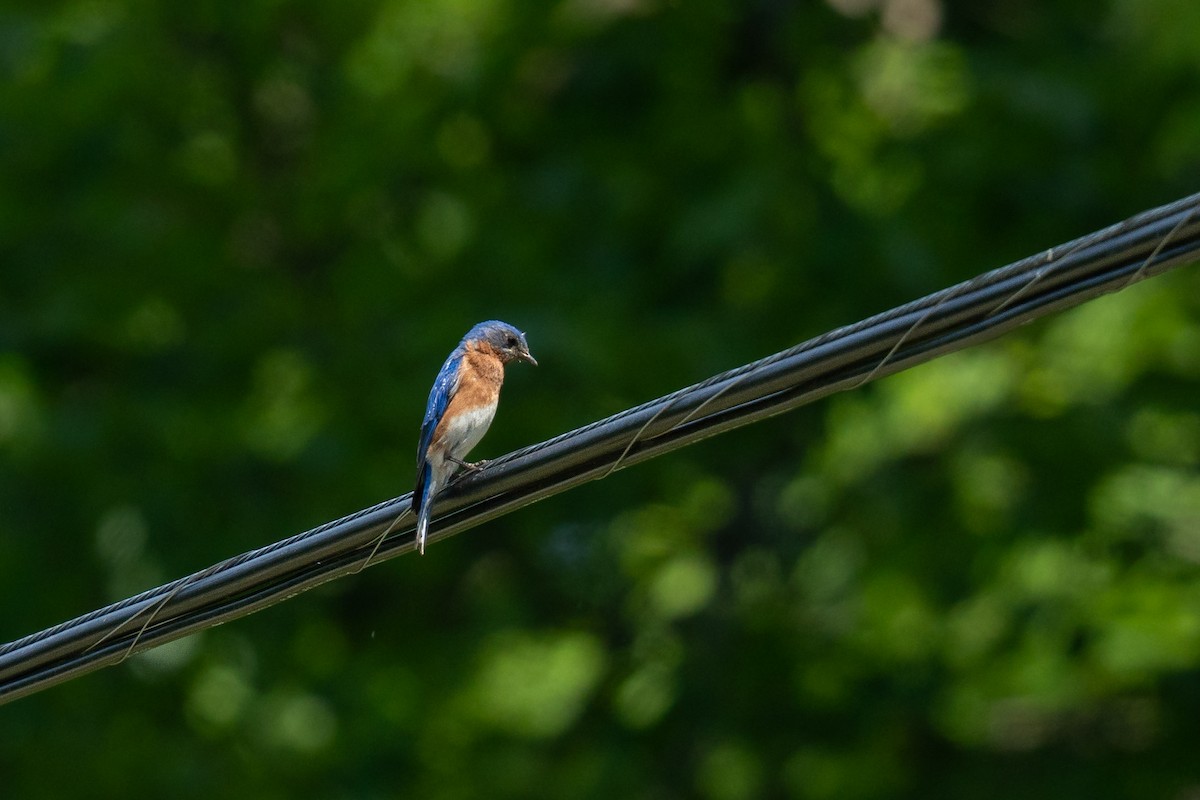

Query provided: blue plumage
[411,321,536,553]
[413,352,461,511]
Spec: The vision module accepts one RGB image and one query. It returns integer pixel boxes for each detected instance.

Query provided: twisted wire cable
[1,191,1198,705]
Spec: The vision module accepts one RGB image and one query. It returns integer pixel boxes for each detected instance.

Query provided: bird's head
[467,320,537,366]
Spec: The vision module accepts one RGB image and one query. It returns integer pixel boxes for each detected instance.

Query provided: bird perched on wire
[413,320,537,554]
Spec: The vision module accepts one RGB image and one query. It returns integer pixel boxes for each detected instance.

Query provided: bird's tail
[414,463,439,555]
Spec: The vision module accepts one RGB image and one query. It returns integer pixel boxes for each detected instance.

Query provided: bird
[413,320,537,554]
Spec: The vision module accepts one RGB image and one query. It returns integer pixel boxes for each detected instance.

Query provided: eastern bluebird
[413,320,536,554]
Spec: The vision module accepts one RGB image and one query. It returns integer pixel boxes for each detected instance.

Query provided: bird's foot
[448,457,489,485]
[449,456,488,473]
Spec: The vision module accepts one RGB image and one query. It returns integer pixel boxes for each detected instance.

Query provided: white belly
[442,402,498,461]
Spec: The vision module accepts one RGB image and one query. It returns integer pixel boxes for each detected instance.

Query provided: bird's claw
[448,457,489,485]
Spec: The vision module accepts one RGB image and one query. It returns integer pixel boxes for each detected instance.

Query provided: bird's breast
[428,348,506,460]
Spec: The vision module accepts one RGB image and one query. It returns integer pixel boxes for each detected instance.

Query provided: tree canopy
[2,1,1199,798]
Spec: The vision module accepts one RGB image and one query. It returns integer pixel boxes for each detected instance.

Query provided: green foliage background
[3,1,1200,797]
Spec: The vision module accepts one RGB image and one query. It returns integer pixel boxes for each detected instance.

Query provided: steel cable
[2,191,1198,704]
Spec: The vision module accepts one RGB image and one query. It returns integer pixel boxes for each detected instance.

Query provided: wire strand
[2,192,1199,705]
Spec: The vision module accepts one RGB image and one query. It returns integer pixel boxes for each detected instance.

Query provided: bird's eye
[506,335,518,348]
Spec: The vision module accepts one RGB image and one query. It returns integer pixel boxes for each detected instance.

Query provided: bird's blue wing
[413,351,461,515]
[417,351,462,469]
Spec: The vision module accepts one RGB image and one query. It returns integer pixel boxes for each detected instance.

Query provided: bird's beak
[519,348,538,366]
